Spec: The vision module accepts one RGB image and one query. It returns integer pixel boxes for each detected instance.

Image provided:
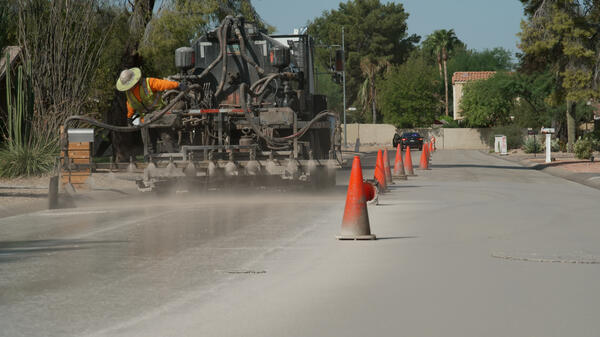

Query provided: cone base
[393,174,407,180]
[417,168,431,170]
[336,234,377,240]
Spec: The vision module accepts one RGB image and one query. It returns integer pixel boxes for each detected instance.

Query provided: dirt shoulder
[486,149,600,190]
[0,173,139,219]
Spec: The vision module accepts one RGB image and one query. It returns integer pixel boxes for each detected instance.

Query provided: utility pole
[342,26,347,148]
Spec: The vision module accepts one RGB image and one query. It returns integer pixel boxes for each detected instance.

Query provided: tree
[448,48,514,73]
[422,29,463,117]
[16,0,111,142]
[379,56,439,128]
[315,63,343,114]
[357,56,389,123]
[459,72,518,127]
[518,0,597,151]
[0,1,17,53]
[308,0,420,108]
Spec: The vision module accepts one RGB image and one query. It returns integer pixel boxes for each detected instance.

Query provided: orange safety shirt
[126,78,180,118]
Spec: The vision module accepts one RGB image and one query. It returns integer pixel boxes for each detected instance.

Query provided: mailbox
[67,128,94,142]
[541,127,555,134]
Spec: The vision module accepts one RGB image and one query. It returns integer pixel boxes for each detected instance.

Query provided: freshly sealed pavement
[1,150,599,337]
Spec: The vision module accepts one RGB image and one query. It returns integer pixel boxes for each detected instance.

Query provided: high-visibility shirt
[126,78,179,118]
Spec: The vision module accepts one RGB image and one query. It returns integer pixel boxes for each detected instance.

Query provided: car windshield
[402,133,420,138]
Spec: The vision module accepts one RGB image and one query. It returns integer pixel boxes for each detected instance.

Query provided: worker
[115,67,187,158]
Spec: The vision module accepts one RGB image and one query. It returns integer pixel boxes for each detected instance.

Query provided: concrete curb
[482,150,600,191]
[0,185,138,219]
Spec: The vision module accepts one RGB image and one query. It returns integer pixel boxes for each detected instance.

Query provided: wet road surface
[2,150,600,337]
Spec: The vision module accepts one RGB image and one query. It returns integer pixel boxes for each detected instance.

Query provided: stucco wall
[441,128,491,150]
[342,123,397,146]
[453,83,464,120]
[342,124,492,150]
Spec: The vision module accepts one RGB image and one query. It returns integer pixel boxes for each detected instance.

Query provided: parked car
[393,132,423,150]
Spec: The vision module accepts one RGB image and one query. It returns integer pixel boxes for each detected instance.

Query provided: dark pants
[141,127,153,160]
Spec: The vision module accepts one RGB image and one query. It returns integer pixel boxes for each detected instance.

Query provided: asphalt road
[1,150,600,337]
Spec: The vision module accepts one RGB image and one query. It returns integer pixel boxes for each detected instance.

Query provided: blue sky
[253,0,525,54]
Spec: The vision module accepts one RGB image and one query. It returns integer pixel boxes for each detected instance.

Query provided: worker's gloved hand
[178,82,188,92]
[128,113,140,126]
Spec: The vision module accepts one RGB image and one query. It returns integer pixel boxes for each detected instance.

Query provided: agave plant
[0,51,57,177]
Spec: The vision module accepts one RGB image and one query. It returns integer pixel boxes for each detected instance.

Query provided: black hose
[215,17,233,98]
[234,21,265,76]
[63,85,198,133]
[239,83,337,147]
[192,20,227,82]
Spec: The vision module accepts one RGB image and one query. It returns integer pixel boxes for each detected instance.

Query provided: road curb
[481,150,600,191]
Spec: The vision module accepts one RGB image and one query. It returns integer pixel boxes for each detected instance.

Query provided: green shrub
[488,125,523,149]
[523,137,543,153]
[0,139,58,178]
[573,138,597,159]
[439,115,461,128]
[0,58,58,177]
[558,139,568,152]
[540,138,560,152]
[582,131,600,151]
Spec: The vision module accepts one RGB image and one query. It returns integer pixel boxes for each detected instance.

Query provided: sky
[253,0,525,55]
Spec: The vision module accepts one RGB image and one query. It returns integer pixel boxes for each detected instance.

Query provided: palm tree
[358,56,390,123]
[424,29,462,116]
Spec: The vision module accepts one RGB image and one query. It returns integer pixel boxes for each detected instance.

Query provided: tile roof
[452,71,496,85]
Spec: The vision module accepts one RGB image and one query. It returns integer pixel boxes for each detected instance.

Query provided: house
[452,71,496,120]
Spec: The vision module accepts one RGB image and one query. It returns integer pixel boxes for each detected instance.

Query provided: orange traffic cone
[383,149,394,185]
[393,144,407,180]
[431,137,436,151]
[404,146,416,176]
[337,156,376,240]
[374,149,387,192]
[363,180,379,205]
[419,143,430,170]
[429,141,434,154]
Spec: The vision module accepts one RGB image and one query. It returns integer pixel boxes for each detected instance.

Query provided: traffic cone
[383,149,394,185]
[419,143,430,170]
[363,180,379,205]
[427,142,433,167]
[337,156,376,240]
[404,146,416,176]
[431,137,436,151]
[393,144,407,180]
[374,149,387,192]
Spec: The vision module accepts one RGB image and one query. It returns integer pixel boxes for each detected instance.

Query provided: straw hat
[116,67,142,91]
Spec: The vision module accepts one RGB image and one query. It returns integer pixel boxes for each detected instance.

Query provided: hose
[63,85,199,134]
[234,20,265,76]
[239,83,337,147]
[215,16,233,98]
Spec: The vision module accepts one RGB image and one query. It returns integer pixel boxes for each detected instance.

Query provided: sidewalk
[486,150,600,190]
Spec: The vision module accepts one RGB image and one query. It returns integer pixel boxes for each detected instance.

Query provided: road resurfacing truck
[62,16,340,193]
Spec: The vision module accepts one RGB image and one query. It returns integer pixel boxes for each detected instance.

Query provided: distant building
[452,71,496,121]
